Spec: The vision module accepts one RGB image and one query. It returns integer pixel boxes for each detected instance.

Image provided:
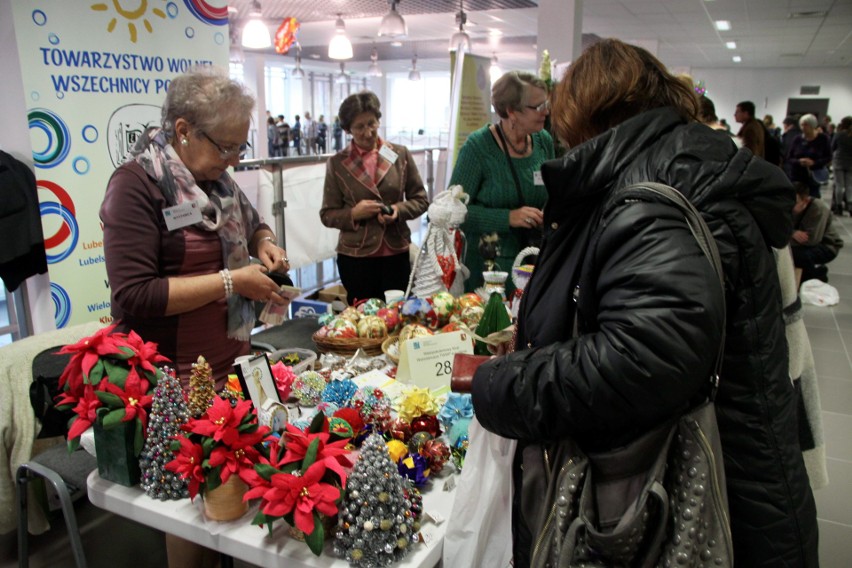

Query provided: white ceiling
[227,0,852,76]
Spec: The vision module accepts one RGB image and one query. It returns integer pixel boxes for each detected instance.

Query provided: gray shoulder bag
[530,182,733,568]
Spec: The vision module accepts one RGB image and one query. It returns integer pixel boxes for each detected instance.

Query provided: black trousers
[336,251,410,305]
[792,244,837,282]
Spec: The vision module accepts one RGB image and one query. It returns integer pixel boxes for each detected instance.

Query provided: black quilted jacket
[472,108,818,567]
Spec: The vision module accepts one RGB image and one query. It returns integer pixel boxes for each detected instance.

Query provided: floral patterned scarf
[128,127,257,341]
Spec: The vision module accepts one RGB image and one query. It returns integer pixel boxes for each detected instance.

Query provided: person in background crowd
[832,116,852,214]
[719,118,732,133]
[291,114,302,155]
[791,181,844,282]
[101,67,290,567]
[787,113,833,198]
[699,95,732,134]
[317,114,328,154]
[782,116,802,175]
[735,100,766,158]
[764,114,781,140]
[471,39,818,568]
[276,114,290,157]
[266,116,280,157]
[333,115,344,152]
[303,111,316,155]
[320,91,428,305]
[449,70,555,295]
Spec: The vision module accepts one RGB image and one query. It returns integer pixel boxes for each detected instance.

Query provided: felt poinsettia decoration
[55,325,168,454]
[245,414,354,556]
[165,395,270,500]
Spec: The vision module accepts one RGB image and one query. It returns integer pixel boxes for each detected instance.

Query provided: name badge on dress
[379,144,398,164]
[162,200,202,231]
[533,170,544,185]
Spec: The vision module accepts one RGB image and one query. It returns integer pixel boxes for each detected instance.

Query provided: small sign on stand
[396,331,474,393]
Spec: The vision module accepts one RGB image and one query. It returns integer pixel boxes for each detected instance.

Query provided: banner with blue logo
[10,0,228,327]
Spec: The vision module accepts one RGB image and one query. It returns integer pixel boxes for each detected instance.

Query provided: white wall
[693,67,852,127]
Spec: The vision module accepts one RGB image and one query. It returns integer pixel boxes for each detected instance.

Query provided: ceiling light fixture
[732,55,742,62]
[408,54,421,81]
[241,0,271,49]
[715,20,731,31]
[449,0,471,52]
[328,13,353,60]
[725,41,737,49]
[378,0,407,38]
[367,46,383,77]
[292,45,305,79]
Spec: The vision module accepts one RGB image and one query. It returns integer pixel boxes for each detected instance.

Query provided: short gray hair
[491,71,548,119]
[161,67,255,138]
[799,113,818,128]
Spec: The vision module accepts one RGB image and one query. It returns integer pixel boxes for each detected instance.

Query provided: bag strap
[622,182,726,398]
[494,124,526,206]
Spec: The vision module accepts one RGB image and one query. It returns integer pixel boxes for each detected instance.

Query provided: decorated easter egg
[326,317,358,338]
[376,306,401,333]
[358,297,386,316]
[338,306,361,323]
[430,291,459,326]
[356,315,388,339]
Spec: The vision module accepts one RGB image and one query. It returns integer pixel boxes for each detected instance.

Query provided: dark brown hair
[551,39,700,148]
[338,91,382,132]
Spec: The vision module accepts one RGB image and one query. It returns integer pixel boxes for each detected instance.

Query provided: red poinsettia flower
[99,366,153,434]
[185,396,252,447]
[165,437,206,500]
[281,424,354,485]
[61,385,101,441]
[57,324,123,390]
[208,428,271,485]
[123,330,171,374]
[258,462,341,534]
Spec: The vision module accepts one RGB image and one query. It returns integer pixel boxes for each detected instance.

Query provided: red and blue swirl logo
[28,108,71,169]
[38,179,79,264]
[183,0,227,25]
[50,282,72,328]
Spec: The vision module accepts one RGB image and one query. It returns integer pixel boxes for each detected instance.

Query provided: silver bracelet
[219,268,233,298]
[259,236,277,246]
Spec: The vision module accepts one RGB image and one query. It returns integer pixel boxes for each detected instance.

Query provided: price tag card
[396,331,473,391]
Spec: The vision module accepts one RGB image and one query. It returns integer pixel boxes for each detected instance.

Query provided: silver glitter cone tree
[334,433,417,566]
[139,367,190,500]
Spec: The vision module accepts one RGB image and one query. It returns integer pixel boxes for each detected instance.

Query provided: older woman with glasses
[449,70,555,295]
[320,91,428,305]
[101,68,290,392]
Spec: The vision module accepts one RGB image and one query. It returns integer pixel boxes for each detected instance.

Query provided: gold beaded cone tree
[187,355,215,418]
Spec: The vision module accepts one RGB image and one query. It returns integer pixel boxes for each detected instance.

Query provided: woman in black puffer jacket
[472,39,818,567]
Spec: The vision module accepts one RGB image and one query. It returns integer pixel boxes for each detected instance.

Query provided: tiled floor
[3,193,852,568]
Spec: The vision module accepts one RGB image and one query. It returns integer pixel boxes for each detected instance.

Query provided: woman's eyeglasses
[350,120,380,134]
[525,100,551,113]
[199,131,249,160]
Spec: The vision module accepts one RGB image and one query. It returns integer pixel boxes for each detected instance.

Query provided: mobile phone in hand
[379,203,394,216]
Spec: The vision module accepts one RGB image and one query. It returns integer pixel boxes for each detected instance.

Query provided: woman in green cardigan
[450,71,555,294]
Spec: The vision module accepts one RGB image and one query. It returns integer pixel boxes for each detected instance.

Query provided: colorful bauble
[410,415,441,438]
[430,291,459,326]
[353,386,392,430]
[333,407,365,435]
[458,292,483,310]
[358,297,386,316]
[396,386,439,422]
[326,317,358,338]
[386,439,408,463]
[407,431,433,454]
[386,418,412,443]
[438,393,474,431]
[440,321,469,334]
[356,315,388,339]
[318,312,336,326]
[448,417,472,446]
[375,306,401,334]
[292,370,326,406]
[459,305,485,328]
[321,378,358,407]
[398,453,430,486]
[419,439,451,475]
[316,401,339,417]
[338,306,361,323]
[398,323,433,345]
[400,297,439,329]
[328,416,354,439]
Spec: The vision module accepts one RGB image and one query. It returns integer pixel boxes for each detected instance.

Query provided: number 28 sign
[396,331,474,392]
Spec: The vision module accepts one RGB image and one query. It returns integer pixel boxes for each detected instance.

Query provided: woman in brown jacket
[320,91,428,305]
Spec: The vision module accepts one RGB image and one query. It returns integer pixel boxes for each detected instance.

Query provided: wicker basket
[312,332,386,356]
[381,335,401,365]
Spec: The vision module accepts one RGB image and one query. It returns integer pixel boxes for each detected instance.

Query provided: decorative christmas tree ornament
[457,292,483,310]
[322,378,359,407]
[472,292,511,355]
[398,323,433,344]
[326,318,359,339]
[352,386,392,430]
[375,306,401,334]
[293,371,327,406]
[386,439,408,463]
[358,297,386,316]
[398,452,430,486]
[419,439,451,475]
[187,355,216,417]
[407,431,433,454]
[396,386,439,422]
[334,434,416,566]
[430,291,459,327]
[338,307,362,323]
[410,415,441,438]
[438,393,474,431]
[139,366,190,500]
[357,315,388,339]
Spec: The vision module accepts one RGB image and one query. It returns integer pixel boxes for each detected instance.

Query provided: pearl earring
[180,138,188,146]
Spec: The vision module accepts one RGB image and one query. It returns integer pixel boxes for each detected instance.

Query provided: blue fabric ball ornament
[321,378,358,407]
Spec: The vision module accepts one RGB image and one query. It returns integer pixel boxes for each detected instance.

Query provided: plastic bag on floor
[800,279,840,306]
[443,417,515,568]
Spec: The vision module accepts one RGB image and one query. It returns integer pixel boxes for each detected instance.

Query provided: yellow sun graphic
[91,1,167,43]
